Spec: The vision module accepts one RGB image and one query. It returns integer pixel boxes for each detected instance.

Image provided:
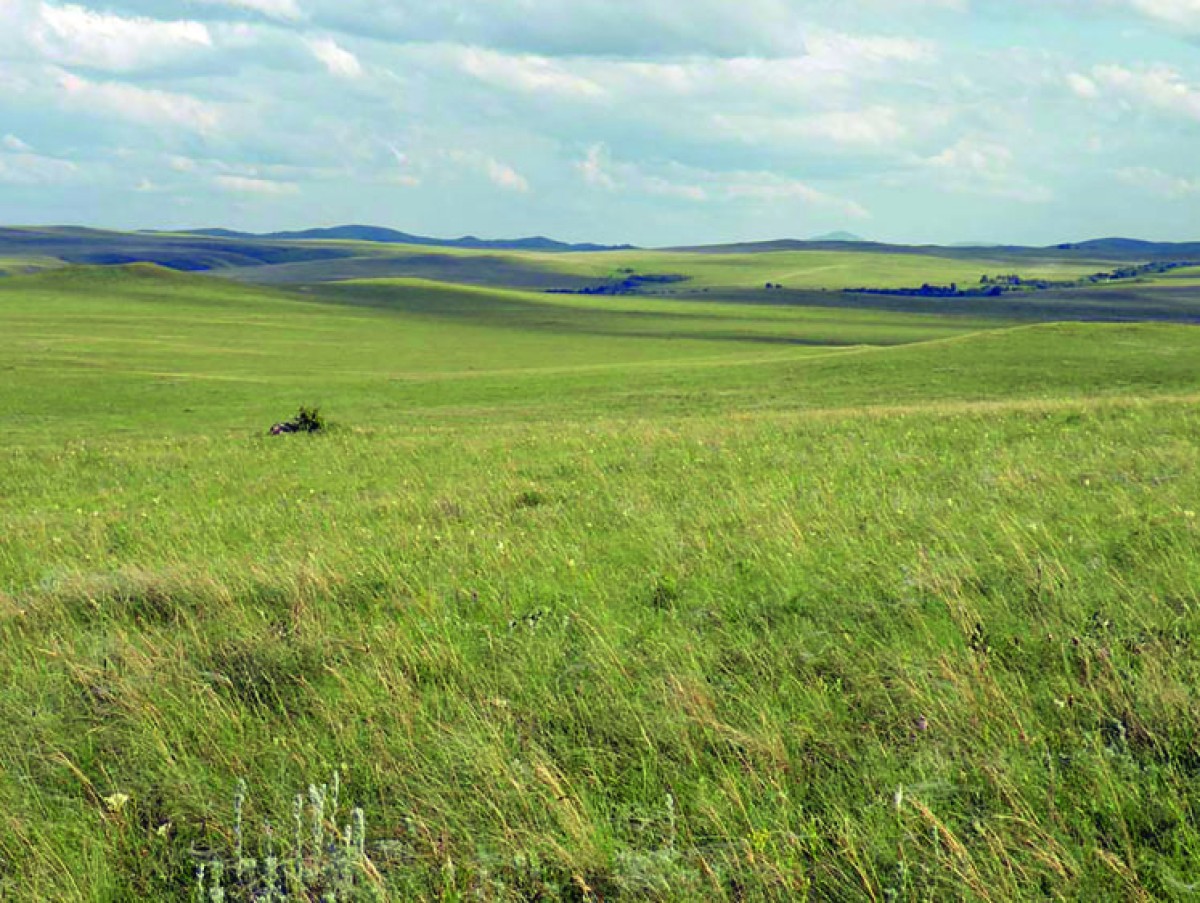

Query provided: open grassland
[538,248,1109,290]
[0,267,1004,444]
[1,266,1199,900]
[0,256,62,277]
[228,243,1117,292]
[320,278,1002,344]
[396,243,1122,289]
[1146,266,1200,288]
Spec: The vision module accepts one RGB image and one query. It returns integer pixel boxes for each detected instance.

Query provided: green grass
[368,242,1116,289]
[0,256,62,276]
[1,265,1199,900]
[0,267,1006,444]
[217,240,1123,292]
[324,278,1003,343]
[540,248,1108,290]
[1144,266,1200,288]
[1152,265,1200,279]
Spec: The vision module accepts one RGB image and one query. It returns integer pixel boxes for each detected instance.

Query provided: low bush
[270,406,327,436]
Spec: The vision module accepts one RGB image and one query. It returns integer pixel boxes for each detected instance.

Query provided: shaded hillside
[180,224,634,252]
[662,284,1200,324]
[672,236,1200,262]
[216,251,599,291]
[0,227,354,272]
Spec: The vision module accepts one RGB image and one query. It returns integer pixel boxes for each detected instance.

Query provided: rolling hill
[1,259,1199,900]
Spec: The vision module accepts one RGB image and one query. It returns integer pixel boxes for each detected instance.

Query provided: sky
[1,0,1199,246]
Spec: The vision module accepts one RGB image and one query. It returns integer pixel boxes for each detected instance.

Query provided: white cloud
[0,147,78,185]
[384,145,421,186]
[802,30,934,69]
[0,0,1188,244]
[307,37,362,79]
[1125,0,1200,29]
[634,33,932,97]
[445,150,530,192]
[456,47,605,98]
[307,0,958,60]
[214,174,299,195]
[57,71,222,133]
[924,136,1052,202]
[712,107,909,149]
[1066,73,1100,100]
[1069,64,1200,120]
[929,136,1013,177]
[1116,165,1200,197]
[2,134,34,152]
[448,28,931,104]
[576,144,869,217]
[195,0,304,23]
[798,108,909,146]
[33,3,212,72]
[0,62,32,95]
[484,158,530,192]
[722,173,866,214]
[641,174,709,202]
[578,145,617,190]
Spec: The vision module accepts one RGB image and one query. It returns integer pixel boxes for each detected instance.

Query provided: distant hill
[1052,237,1200,258]
[5,226,1200,288]
[809,231,865,242]
[179,225,635,253]
[0,226,355,271]
[671,236,1200,262]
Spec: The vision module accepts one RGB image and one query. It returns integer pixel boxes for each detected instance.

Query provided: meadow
[529,247,1106,290]
[0,257,60,277]
[1,258,1199,900]
[225,243,1118,292]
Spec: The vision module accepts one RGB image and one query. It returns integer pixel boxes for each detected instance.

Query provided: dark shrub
[270,406,327,435]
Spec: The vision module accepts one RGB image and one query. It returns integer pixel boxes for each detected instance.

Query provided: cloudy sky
[1,0,1199,245]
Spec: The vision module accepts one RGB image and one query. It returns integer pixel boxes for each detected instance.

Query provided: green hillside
[0,225,1139,292]
[0,267,1005,443]
[541,247,1108,289]
[0,256,62,276]
[1,265,1199,900]
[225,243,1117,292]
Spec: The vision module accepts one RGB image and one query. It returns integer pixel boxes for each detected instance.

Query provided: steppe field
[2,240,1200,900]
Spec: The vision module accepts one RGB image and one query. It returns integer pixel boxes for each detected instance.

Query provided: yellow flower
[104,792,131,813]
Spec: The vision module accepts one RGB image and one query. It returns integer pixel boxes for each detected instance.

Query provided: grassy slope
[0,267,1002,444]
[541,248,1109,289]
[0,256,63,276]
[227,244,1116,292]
[668,282,1200,326]
[8,226,1195,295]
[322,278,1002,344]
[1,267,1199,900]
